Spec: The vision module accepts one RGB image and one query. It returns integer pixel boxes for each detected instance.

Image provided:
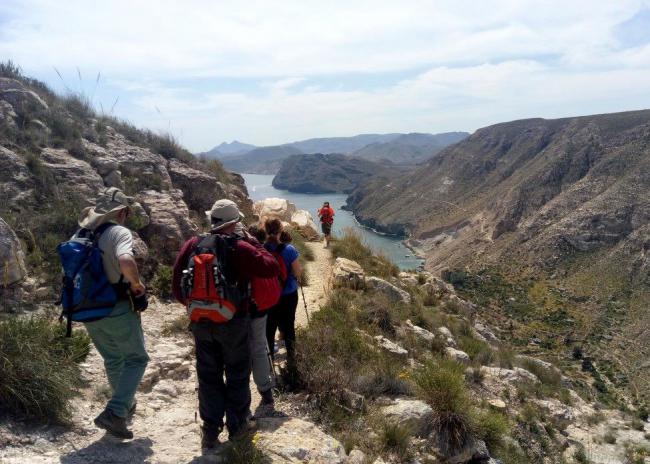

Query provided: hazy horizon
[2,0,650,152]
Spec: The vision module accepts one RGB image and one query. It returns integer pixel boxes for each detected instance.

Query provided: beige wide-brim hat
[206,199,244,231]
[79,187,137,230]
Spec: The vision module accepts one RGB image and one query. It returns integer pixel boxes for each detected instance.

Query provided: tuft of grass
[226,434,269,464]
[573,446,590,464]
[0,318,90,422]
[413,359,475,454]
[162,314,190,337]
[602,429,617,444]
[331,228,398,278]
[294,289,373,395]
[380,421,412,459]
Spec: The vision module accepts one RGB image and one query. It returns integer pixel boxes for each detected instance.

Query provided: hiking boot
[260,388,274,406]
[228,417,257,441]
[201,424,222,449]
[94,408,133,439]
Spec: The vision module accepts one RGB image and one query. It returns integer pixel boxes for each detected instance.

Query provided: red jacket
[172,234,281,305]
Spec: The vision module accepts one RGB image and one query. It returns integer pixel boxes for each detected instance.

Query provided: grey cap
[205,199,244,231]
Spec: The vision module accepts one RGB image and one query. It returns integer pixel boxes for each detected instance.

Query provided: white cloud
[1,0,650,150]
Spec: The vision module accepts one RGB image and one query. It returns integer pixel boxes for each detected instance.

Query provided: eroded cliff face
[348,110,650,401]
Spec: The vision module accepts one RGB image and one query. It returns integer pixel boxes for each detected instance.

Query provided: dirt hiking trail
[0,241,333,464]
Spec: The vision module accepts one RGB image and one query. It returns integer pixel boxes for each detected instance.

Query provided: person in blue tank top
[263,219,302,363]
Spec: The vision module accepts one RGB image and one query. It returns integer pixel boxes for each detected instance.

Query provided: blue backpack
[57,223,123,336]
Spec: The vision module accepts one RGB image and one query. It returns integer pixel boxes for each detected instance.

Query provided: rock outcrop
[255,417,348,463]
[0,218,26,286]
[254,197,297,223]
[290,210,319,239]
[380,398,434,437]
[138,189,198,263]
[366,276,411,304]
[331,257,365,288]
[0,146,33,206]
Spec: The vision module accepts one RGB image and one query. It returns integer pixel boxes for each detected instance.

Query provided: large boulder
[0,218,26,286]
[290,209,319,240]
[445,347,470,364]
[167,158,226,213]
[254,197,296,223]
[380,398,434,437]
[40,148,104,199]
[255,417,347,463]
[137,189,198,263]
[373,335,408,357]
[366,276,411,304]
[332,257,365,288]
[0,147,34,206]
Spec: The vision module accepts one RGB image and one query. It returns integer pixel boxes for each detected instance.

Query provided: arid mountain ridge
[204,131,469,174]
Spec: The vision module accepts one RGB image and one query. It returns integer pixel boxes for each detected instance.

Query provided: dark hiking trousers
[192,313,251,436]
[266,290,298,360]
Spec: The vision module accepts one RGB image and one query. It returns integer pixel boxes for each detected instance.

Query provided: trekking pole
[299,282,310,324]
[266,343,278,386]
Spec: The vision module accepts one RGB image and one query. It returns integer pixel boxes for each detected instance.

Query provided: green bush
[475,409,509,448]
[151,265,173,299]
[413,359,475,453]
[0,318,90,422]
[331,228,398,278]
[289,229,315,261]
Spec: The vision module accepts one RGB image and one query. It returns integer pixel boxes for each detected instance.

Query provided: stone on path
[255,417,347,464]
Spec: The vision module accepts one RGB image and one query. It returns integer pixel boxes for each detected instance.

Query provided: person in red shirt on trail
[172,199,281,449]
[317,201,335,248]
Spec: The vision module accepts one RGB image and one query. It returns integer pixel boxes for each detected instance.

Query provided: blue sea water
[242,173,423,270]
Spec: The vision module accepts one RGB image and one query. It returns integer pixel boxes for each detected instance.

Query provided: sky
[1,0,650,152]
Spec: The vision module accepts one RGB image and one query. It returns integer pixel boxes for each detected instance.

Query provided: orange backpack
[181,234,250,323]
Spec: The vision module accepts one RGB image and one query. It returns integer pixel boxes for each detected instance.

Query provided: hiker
[241,224,281,409]
[317,201,335,247]
[264,219,302,363]
[73,187,149,439]
[172,200,281,449]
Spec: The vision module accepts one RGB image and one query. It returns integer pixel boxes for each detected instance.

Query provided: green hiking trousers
[84,301,149,418]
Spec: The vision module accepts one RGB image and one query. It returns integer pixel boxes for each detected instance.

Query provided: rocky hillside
[0,62,252,300]
[351,131,469,165]
[221,144,302,174]
[348,109,650,403]
[272,153,393,193]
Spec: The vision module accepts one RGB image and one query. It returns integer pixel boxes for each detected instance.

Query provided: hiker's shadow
[61,435,153,464]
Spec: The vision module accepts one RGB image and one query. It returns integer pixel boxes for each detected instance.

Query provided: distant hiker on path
[172,200,281,449]
[317,201,335,248]
[264,219,302,365]
[74,187,149,439]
